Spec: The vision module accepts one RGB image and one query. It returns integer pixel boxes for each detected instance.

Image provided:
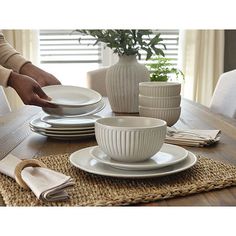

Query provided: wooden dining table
[0,97,236,206]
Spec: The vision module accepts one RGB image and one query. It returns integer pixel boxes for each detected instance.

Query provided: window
[39,29,102,87]
[139,29,179,66]
[39,29,179,86]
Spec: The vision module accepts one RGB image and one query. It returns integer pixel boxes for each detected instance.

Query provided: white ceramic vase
[106,55,149,113]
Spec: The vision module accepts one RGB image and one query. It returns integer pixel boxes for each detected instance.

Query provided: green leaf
[75,29,167,60]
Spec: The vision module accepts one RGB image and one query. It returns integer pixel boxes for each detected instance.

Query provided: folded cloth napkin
[0,154,74,202]
[165,127,221,147]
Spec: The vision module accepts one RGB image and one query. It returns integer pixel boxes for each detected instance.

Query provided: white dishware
[42,85,102,107]
[139,94,181,108]
[139,82,181,97]
[95,116,167,162]
[69,146,197,178]
[42,98,105,117]
[31,127,94,135]
[30,118,95,131]
[139,106,181,127]
[41,115,101,127]
[30,128,95,140]
[89,143,188,170]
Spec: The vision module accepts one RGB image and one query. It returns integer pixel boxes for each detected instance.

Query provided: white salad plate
[89,143,188,170]
[41,115,101,128]
[42,98,105,117]
[42,85,102,107]
[69,146,197,178]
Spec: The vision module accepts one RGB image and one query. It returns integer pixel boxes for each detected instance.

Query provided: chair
[0,87,11,115]
[209,70,236,118]
[86,68,108,96]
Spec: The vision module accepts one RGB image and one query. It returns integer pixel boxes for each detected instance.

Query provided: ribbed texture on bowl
[139,82,181,97]
[139,107,181,126]
[95,123,166,162]
[139,95,181,108]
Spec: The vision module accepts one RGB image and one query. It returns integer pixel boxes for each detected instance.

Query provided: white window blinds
[39,30,102,64]
[139,29,179,67]
[39,29,179,66]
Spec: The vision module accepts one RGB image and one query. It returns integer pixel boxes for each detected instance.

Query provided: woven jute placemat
[0,153,236,206]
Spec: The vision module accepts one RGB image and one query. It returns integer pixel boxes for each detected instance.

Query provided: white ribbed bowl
[95,116,167,163]
[139,106,181,126]
[139,94,181,108]
[139,82,181,97]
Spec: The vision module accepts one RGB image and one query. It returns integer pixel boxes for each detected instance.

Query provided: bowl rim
[139,82,181,87]
[95,116,167,129]
[139,106,181,111]
[139,94,181,100]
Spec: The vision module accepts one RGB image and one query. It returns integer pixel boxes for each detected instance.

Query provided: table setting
[0,83,236,206]
[69,116,198,179]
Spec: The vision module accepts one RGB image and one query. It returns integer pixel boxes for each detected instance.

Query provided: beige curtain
[2,30,39,111]
[179,30,224,106]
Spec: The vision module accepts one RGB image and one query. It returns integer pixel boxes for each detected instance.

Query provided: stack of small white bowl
[139,82,181,126]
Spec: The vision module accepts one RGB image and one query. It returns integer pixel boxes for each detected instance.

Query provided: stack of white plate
[30,85,105,139]
[30,115,101,140]
[42,85,105,117]
[69,143,197,178]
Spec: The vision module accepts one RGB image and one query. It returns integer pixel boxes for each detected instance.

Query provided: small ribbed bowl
[95,116,167,163]
[139,94,181,108]
[139,82,181,97]
[139,106,181,126]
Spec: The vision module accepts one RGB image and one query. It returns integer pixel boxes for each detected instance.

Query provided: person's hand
[7,71,55,107]
[20,62,61,87]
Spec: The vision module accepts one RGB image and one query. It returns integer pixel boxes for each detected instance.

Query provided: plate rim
[69,146,197,178]
[42,85,102,107]
[40,114,101,127]
[31,129,95,137]
[89,144,188,170]
[30,117,97,131]
[42,99,105,118]
[30,127,94,134]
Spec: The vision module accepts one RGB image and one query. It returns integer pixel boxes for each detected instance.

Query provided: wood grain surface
[0,98,236,206]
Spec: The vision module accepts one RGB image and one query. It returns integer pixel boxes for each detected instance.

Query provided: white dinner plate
[89,143,188,170]
[42,98,105,117]
[30,127,94,135]
[42,85,102,107]
[41,115,101,127]
[31,128,95,139]
[69,146,197,178]
[30,118,95,131]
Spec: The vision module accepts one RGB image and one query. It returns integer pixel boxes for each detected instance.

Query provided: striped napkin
[165,127,221,147]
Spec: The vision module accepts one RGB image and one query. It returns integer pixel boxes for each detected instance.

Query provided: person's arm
[20,62,61,87]
[0,65,12,87]
[0,32,60,107]
[0,32,30,74]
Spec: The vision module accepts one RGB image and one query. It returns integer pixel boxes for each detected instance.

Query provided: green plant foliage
[75,30,166,60]
[147,56,185,82]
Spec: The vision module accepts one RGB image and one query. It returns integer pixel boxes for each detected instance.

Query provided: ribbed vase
[106,55,149,113]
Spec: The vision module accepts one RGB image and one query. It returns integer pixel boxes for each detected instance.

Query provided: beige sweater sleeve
[0,32,30,87]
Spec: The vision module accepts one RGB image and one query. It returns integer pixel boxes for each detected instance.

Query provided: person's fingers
[33,85,50,100]
[29,96,56,108]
